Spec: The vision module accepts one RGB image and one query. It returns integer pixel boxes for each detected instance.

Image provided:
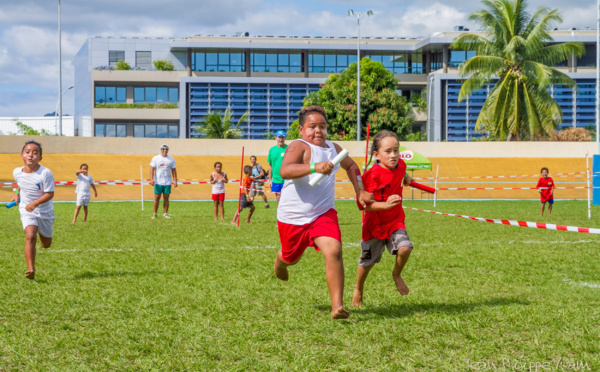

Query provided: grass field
[1,200,599,371]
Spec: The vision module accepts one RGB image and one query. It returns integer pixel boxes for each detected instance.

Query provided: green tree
[303,57,413,140]
[11,119,54,136]
[452,0,584,140]
[153,59,174,71]
[115,60,131,70]
[195,109,249,139]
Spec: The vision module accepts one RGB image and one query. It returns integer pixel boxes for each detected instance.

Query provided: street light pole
[348,9,373,141]
[58,0,63,136]
[55,85,73,135]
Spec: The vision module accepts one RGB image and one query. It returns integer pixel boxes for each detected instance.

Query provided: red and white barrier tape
[437,186,587,191]
[403,206,600,234]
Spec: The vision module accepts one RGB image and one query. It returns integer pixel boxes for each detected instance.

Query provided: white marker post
[140,165,144,211]
[433,164,439,208]
[309,149,349,187]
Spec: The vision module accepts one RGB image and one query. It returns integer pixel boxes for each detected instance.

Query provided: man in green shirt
[267,130,288,204]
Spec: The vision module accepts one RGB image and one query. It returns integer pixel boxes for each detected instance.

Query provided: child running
[537,167,555,216]
[352,130,415,308]
[210,162,228,220]
[11,141,55,279]
[72,163,98,223]
[231,165,255,224]
[274,105,373,319]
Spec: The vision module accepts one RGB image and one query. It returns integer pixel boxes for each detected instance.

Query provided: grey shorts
[358,229,413,267]
[249,181,264,197]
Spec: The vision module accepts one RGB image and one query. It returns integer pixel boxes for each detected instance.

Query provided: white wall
[0,117,75,136]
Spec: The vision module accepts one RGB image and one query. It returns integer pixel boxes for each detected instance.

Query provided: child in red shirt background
[537,167,555,216]
[231,165,255,224]
[353,130,415,308]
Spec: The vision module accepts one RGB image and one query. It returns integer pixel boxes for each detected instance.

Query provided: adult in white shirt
[72,163,98,223]
[149,144,177,218]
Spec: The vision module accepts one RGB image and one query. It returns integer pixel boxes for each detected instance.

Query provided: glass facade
[95,86,126,104]
[449,50,476,68]
[133,87,179,104]
[191,49,245,72]
[95,124,127,137]
[308,52,356,73]
[133,124,179,138]
[188,82,320,139]
[251,49,302,73]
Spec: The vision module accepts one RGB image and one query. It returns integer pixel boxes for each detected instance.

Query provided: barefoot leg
[314,236,349,319]
[392,246,412,296]
[24,225,38,279]
[83,206,88,222]
[352,264,374,308]
[273,250,290,281]
[72,205,81,223]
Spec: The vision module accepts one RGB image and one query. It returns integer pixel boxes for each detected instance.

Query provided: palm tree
[451,0,584,140]
[195,109,249,139]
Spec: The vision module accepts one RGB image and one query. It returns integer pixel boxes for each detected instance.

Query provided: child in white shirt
[72,163,98,223]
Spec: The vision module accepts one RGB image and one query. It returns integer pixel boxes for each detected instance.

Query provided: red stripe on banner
[518,221,527,227]
[557,225,567,231]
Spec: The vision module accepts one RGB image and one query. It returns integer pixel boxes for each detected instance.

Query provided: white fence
[0,117,75,136]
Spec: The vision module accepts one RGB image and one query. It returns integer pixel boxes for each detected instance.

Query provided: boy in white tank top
[274,105,374,319]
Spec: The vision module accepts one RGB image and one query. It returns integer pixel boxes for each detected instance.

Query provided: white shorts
[21,212,55,238]
[77,195,90,207]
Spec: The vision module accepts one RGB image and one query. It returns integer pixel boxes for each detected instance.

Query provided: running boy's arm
[25,192,54,213]
[403,172,414,186]
[91,181,98,197]
[363,195,402,211]
[10,186,20,203]
[280,141,323,178]
[333,143,375,208]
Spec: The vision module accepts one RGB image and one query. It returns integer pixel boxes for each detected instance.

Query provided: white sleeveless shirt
[277,140,341,225]
[211,172,226,194]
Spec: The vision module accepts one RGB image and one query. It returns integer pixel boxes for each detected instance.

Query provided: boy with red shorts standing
[274,105,373,319]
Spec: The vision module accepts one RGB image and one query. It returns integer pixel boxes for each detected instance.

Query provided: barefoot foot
[273,252,289,281]
[352,288,363,308]
[331,306,349,319]
[25,270,35,280]
[393,274,410,295]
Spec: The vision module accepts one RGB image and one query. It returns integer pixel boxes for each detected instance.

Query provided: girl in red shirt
[536,167,555,216]
[352,130,415,308]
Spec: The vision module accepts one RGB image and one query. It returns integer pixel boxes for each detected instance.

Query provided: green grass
[1,200,599,370]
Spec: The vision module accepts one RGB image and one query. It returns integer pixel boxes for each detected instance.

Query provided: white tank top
[277,140,341,225]
[211,172,226,194]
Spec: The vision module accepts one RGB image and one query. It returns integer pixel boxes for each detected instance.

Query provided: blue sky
[0,0,595,118]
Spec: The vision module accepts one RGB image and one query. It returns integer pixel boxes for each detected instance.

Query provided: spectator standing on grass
[11,140,55,280]
[150,144,177,219]
[537,167,555,216]
[72,163,98,223]
[249,155,270,208]
[267,130,288,204]
[210,161,228,221]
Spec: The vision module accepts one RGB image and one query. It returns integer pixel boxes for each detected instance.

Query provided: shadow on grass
[315,297,530,320]
[74,270,164,280]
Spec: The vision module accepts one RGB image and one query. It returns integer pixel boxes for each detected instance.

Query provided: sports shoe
[163,213,171,219]
[151,214,157,219]
[265,204,270,209]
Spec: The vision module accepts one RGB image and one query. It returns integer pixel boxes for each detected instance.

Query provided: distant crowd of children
[7,108,559,321]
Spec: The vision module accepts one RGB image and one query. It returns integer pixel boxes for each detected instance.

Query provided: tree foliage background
[303,58,414,140]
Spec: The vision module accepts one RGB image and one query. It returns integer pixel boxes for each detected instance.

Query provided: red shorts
[212,193,225,201]
[277,208,341,263]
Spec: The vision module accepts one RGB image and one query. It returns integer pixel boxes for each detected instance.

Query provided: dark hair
[368,130,399,166]
[250,155,256,161]
[541,167,549,173]
[298,105,327,127]
[214,161,222,168]
[243,165,252,174]
[80,163,88,169]
[22,140,42,156]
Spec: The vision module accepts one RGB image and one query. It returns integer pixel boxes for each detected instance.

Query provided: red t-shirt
[536,177,555,202]
[241,175,252,195]
[360,161,407,241]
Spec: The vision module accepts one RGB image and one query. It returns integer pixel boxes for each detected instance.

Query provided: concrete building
[73,29,598,141]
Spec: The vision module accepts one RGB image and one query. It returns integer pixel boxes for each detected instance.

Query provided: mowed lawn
[1,200,599,371]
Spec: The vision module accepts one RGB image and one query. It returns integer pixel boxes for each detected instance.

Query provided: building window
[109,50,125,66]
[136,51,152,68]
[95,86,126,104]
[192,49,245,72]
[134,86,179,103]
[251,49,302,73]
[132,124,179,138]
[95,124,127,137]
[309,51,356,73]
[365,51,411,74]
[449,50,476,68]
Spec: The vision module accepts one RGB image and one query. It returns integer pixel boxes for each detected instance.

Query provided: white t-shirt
[75,173,94,197]
[13,165,55,217]
[277,140,340,225]
[150,154,176,186]
[212,172,226,194]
